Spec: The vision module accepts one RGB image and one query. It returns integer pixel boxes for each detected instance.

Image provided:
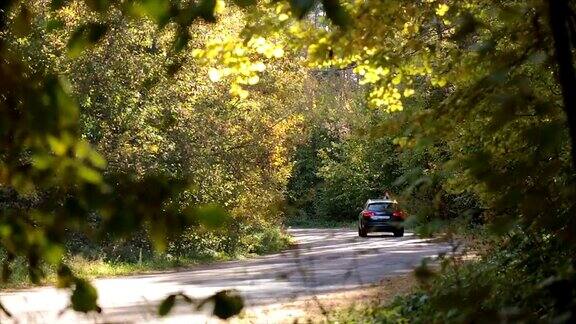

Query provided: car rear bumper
[361,220,403,232]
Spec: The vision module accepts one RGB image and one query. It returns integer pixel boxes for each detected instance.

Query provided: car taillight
[361,210,375,218]
[393,210,405,220]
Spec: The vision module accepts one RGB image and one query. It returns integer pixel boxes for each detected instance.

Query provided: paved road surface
[0,228,449,323]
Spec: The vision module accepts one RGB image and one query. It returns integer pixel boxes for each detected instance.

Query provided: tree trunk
[549,0,576,169]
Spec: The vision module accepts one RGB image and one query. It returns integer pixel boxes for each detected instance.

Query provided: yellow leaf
[233,47,246,56]
[436,4,449,16]
[247,75,260,85]
[230,83,249,99]
[208,68,222,82]
[238,89,249,99]
[403,89,415,97]
[215,0,226,14]
[77,165,103,184]
[252,62,266,72]
[272,47,284,58]
[307,44,318,56]
[191,49,204,58]
[47,135,67,156]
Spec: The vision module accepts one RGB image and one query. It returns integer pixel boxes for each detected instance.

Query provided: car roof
[366,199,396,204]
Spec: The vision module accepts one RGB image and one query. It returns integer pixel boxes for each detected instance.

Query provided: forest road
[0,228,449,323]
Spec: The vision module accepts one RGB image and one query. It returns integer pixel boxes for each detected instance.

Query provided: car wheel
[393,229,404,237]
[358,226,368,237]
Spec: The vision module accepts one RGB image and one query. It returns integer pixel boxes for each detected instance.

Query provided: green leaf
[44,245,64,265]
[211,290,244,320]
[130,0,171,25]
[414,259,436,284]
[88,150,107,169]
[194,204,229,229]
[197,0,217,22]
[321,0,350,28]
[77,165,103,185]
[289,0,315,19]
[67,23,109,58]
[233,0,256,8]
[158,294,176,316]
[149,221,168,252]
[56,264,74,288]
[32,154,54,170]
[12,5,32,37]
[71,279,100,313]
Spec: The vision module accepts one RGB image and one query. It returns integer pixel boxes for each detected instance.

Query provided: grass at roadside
[69,254,232,279]
[329,275,417,323]
[0,253,232,291]
[1,228,292,290]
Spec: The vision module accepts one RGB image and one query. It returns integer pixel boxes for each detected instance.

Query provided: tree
[0,0,313,317]
[2,0,576,321]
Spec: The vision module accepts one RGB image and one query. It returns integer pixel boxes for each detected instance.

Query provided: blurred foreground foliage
[0,0,309,318]
[276,0,576,322]
[334,229,576,323]
[2,0,576,322]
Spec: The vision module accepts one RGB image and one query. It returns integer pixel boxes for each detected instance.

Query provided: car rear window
[367,203,395,212]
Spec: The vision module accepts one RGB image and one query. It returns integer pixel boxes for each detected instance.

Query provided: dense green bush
[286,127,338,218]
[286,124,403,223]
[1,223,291,288]
[334,229,576,323]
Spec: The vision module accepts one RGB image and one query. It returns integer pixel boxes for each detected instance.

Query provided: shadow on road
[0,228,449,323]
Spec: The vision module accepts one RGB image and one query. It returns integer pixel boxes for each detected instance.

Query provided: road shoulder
[235,274,416,323]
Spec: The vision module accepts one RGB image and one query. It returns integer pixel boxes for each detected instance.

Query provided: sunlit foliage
[2,0,576,321]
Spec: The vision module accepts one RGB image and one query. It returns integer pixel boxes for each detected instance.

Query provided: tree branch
[548,0,576,169]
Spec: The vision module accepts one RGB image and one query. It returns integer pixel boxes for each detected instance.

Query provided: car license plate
[373,216,390,220]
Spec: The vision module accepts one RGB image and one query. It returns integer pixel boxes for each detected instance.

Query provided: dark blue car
[358,199,405,237]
